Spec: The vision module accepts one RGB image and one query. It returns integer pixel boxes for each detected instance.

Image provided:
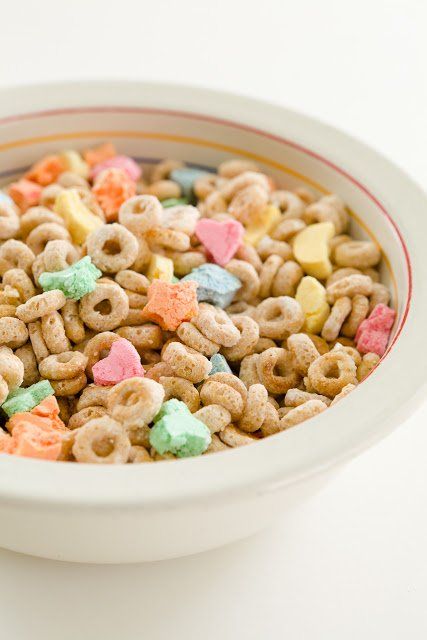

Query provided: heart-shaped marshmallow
[195,218,244,267]
[93,338,145,386]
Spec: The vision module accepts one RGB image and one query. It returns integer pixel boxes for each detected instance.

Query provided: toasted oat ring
[304,196,348,234]
[68,406,108,430]
[40,185,64,209]
[234,244,263,273]
[146,227,190,252]
[26,222,71,255]
[238,383,268,433]
[193,304,240,347]
[341,294,369,337]
[271,218,306,241]
[280,399,328,430]
[86,223,139,273]
[254,296,304,340]
[79,282,129,331]
[148,179,181,200]
[259,255,284,298]
[326,267,361,288]
[150,159,184,183]
[259,402,281,437]
[61,300,85,344]
[128,445,153,463]
[287,333,320,376]
[115,324,163,352]
[330,383,357,406]
[115,270,149,294]
[271,261,304,297]
[239,353,261,387]
[43,239,80,272]
[194,404,232,434]
[0,346,24,396]
[162,341,212,383]
[41,311,71,354]
[226,302,257,318]
[0,239,35,275]
[285,388,331,407]
[225,259,260,301]
[144,362,174,382]
[50,371,87,396]
[14,343,40,387]
[253,337,276,353]
[321,296,352,342]
[108,377,165,425]
[0,305,16,318]
[221,315,259,362]
[200,379,244,421]
[357,352,380,381]
[83,331,122,378]
[16,289,66,323]
[218,425,257,447]
[331,343,362,366]
[0,202,19,239]
[166,250,206,277]
[72,416,131,464]
[221,171,270,201]
[271,190,305,218]
[307,351,357,397]
[2,268,36,302]
[118,195,162,236]
[39,351,88,380]
[369,283,390,313]
[256,236,292,262]
[176,321,219,357]
[334,240,381,269]
[218,159,259,179]
[28,321,49,363]
[0,317,29,349]
[326,274,373,304]
[159,375,200,413]
[256,347,300,395]
[77,384,112,411]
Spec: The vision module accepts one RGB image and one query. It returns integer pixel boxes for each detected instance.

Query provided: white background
[1,1,427,638]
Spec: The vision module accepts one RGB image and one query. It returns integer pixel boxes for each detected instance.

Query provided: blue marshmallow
[170,168,211,197]
[181,263,241,308]
[0,192,14,207]
[209,354,232,375]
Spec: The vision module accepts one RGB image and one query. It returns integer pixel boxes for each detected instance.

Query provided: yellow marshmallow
[244,204,281,246]
[293,222,335,279]
[147,254,174,282]
[54,189,103,245]
[295,276,330,334]
[60,150,89,178]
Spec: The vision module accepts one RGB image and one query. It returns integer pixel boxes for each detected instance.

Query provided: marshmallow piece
[0,192,15,207]
[244,204,281,246]
[8,179,42,212]
[1,380,54,417]
[295,276,330,334]
[83,143,116,167]
[60,150,89,178]
[92,338,145,386]
[170,168,210,197]
[147,254,174,282]
[140,280,199,331]
[9,422,63,460]
[25,155,64,186]
[293,222,335,279]
[355,303,396,356]
[195,218,244,267]
[209,354,232,375]
[54,189,104,244]
[7,396,66,434]
[182,263,241,309]
[162,197,189,208]
[90,155,142,182]
[39,256,102,300]
[150,399,211,457]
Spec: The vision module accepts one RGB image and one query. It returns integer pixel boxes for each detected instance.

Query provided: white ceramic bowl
[0,81,426,563]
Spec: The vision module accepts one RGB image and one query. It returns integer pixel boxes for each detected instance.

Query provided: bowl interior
[0,105,409,347]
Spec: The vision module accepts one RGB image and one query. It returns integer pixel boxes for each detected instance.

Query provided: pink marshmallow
[195,218,244,267]
[92,338,145,386]
[355,303,396,356]
[90,155,142,182]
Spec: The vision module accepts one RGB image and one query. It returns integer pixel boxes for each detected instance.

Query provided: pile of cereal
[0,145,395,463]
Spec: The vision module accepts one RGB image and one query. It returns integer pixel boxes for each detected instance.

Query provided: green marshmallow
[161,197,189,208]
[1,380,54,417]
[150,400,211,458]
[209,354,232,375]
[39,256,102,300]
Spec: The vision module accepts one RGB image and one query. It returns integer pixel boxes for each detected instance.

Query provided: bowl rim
[0,79,426,509]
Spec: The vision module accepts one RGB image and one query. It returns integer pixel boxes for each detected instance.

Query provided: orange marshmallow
[8,179,42,212]
[83,142,117,167]
[11,422,62,460]
[140,280,199,331]
[92,168,136,221]
[25,154,65,186]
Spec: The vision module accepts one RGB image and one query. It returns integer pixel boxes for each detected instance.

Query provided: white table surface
[1,1,426,638]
